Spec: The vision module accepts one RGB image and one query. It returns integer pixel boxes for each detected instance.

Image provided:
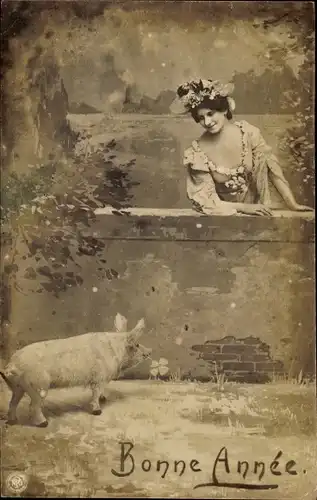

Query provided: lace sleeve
[242,121,290,205]
[247,122,289,184]
[183,145,209,172]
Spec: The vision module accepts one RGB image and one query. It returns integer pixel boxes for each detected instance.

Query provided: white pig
[0,313,151,427]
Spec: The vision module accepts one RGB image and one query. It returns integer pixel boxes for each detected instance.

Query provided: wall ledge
[85,207,315,242]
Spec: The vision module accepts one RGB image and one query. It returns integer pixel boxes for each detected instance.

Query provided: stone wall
[10,212,314,383]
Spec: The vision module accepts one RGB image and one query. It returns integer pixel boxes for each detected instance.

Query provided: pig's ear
[114,313,128,332]
[128,318,145,343]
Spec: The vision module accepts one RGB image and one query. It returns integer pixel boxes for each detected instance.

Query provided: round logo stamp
[5,472,28,495]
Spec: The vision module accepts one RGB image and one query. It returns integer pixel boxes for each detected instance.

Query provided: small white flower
[227,97,236,111]
[200,79,213,89]
[150,358,169,377]
[92,287,98,293]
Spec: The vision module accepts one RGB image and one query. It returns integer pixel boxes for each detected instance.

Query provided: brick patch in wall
[204,353,239,362]
[192,344,221,353]
[242,336,267,345]
[257,344,271,354]
[240,354,269,362]
[222,344,257,354]
[191,335,285,383]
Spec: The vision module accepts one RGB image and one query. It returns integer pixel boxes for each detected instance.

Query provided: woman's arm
[269,173,313,211]
[187,168,272,216]
[247,122,313,211]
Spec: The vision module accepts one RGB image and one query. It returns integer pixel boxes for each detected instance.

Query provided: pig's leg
[99,394,107,404]
[16,371,50,427]
[7,386,25,425]
[90,382,102,415]
[28,390,48,427]
[22,376,50,427]
[99,385,108,404]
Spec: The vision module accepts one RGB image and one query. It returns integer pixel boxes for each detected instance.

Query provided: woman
[177,79,313,216]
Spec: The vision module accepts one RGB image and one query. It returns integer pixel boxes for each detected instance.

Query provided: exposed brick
[222,361,255,371]
[222,344,256,354]
[255,361,284,372]
[242,336,263,345]
[191,344,221,353]
[203,353,239,361]
[241,353,271,362]
[257,343,271,354]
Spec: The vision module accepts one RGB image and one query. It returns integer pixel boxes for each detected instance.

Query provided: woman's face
[196,108,227,134]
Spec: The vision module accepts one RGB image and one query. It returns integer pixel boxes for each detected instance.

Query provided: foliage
[263,13,314,205]
[232,10,315,206]
[0,134,138,314]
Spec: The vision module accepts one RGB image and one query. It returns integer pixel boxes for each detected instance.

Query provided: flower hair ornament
[177,79,235,113]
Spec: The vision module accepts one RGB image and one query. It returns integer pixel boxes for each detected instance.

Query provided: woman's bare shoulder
[237,119,261,136]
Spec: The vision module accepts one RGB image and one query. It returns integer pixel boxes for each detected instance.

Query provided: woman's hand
[288,203,314,212]
[238,204,273,217]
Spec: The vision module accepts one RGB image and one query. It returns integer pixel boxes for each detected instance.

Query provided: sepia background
[0,2,315,499]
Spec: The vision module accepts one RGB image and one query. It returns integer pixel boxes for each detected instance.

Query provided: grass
[270,369,313,386]
[0,379,316,499]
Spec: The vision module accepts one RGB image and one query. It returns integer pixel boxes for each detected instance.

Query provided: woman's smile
[197,109,227,134]
[205,122,222,134]
[206,123,217,130]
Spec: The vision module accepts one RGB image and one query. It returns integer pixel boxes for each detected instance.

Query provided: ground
[0,379,316,499]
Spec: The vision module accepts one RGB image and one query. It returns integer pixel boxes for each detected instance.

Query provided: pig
[0,313,151,427]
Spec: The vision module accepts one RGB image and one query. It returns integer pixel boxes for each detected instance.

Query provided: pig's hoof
[6,419,17,426]
[36,420,48,428]
[99,395,107,403]
[92,409,102,416]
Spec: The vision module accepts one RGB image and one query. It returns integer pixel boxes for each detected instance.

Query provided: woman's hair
[190,96,233,122]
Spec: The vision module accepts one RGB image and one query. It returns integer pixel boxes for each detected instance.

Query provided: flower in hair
[177,79,235,111]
